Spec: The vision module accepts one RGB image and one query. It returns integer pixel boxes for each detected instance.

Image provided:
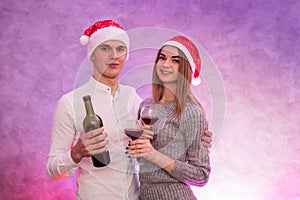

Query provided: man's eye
[101,47,110,51]
[173,59,179,63]
[117,47,126,52]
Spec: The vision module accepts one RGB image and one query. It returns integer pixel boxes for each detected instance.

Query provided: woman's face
[156,45,180,84]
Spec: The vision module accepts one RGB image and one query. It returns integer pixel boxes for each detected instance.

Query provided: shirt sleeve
[46,96,79,180]
[128,91,143,121]
[168,106,211,186]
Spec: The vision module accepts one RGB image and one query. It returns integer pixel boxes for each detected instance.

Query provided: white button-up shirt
[47,77,142,200]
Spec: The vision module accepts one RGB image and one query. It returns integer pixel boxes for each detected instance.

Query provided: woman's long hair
[152,47,201,117]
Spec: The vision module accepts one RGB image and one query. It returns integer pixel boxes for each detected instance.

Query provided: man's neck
[93,75,119,96]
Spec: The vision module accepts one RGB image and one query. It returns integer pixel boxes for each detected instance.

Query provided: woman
[128,35,210,200]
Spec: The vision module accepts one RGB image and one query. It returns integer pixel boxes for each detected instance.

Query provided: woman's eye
[158,56,165,60]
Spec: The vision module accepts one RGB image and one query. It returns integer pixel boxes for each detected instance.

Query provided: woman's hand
[127,138,156,160]
[128,138,176,172]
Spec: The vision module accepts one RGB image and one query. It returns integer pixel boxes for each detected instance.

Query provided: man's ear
[90,54,95,62]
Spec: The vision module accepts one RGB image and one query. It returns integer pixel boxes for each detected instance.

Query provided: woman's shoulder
[184,97,206,118]
[140,97,152,105]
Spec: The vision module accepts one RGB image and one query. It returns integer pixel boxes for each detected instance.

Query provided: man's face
[91,40,127,81]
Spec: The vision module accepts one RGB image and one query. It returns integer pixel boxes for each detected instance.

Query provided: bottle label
[84,121,101,132]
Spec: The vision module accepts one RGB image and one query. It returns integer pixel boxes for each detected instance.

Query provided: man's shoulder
[119,84,136,93]
[58,81,91,103]
[118,84,142,105]
[118,84,139,97]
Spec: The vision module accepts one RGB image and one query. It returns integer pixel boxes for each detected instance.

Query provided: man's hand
[71,128,109,163]
[202,130,212,149]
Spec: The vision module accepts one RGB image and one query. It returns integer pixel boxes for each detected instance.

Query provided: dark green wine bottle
[82,95,110,167]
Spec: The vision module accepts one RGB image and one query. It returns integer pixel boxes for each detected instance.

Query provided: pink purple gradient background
[0,0,299,199]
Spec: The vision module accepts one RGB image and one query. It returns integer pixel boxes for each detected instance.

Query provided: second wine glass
[139,104,160,139]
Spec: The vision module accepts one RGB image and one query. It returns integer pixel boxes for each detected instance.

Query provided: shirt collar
[88,76,121,95]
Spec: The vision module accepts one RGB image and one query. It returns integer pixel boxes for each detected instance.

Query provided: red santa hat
[80,19,129,59]
[161,35,201,86]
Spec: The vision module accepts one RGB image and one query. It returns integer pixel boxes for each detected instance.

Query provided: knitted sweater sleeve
[168,106,211,186]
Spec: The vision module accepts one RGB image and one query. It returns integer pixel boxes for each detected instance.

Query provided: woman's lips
[160,69,172,75]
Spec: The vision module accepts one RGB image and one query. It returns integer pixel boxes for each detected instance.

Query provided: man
[46,19,212,200]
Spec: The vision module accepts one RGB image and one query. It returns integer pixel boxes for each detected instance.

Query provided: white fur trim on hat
[161,40,201,86]
[80,26,129,60]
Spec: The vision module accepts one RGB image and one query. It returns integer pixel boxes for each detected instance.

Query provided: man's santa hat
[161,35,201,86]
[80,19,129,59]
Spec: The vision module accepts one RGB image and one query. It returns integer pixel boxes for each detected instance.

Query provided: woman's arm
[128,106,210,186]
[169,107,210,186]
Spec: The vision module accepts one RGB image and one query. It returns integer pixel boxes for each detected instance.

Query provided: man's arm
[46,96,79,180]
[46,97,109,180]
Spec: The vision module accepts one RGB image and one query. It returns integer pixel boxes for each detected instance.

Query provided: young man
[46,19,212,200]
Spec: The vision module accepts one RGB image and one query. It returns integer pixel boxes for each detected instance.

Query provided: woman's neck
[161,86,176,103]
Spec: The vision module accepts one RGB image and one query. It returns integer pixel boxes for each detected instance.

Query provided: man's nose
[109,49,117,60]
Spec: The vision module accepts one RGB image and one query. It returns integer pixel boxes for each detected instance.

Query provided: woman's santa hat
[80,19,129,59]
[161,35,201,86]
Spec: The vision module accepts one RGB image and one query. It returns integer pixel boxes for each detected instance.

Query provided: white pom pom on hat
[79,35,89,45]
[80,20,129,59]
[161,36,202,86]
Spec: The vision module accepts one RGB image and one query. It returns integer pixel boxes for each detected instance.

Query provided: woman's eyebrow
[159,53,179,58]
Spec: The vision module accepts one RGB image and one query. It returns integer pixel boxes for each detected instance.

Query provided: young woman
[128,35,210,200]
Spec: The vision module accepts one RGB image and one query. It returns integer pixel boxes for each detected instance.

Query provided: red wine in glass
[124,127,144,166]
[141,116,159,125]
[124,128,143,140]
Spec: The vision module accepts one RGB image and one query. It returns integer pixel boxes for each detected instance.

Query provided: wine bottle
[82,95,110,167]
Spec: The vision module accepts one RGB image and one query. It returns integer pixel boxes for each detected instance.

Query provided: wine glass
[140,104,160,138]
[124,126,144,166]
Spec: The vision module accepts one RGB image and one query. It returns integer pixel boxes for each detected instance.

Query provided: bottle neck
[84,99,95,116]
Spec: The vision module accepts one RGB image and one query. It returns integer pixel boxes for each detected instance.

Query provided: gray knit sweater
[139,97,210,200]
